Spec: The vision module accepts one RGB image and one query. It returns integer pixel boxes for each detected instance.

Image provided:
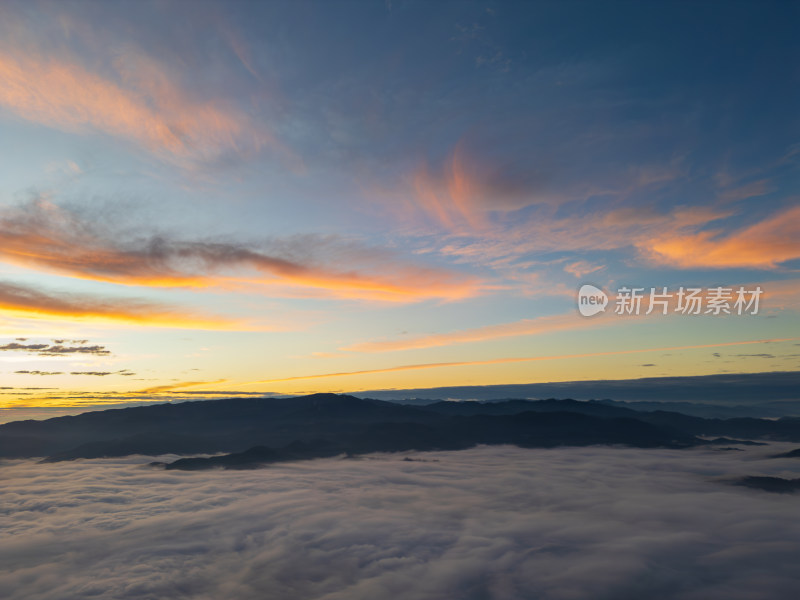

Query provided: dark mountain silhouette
[160,439,344,471]
[420,398,639,418]
[420,400,800,442]
[157,411,695,471]
[705,437,766,447]
[1,394,434,460]
[395,396,800,419]
[425,401,793,442]
[593,399,800,419]
[771,448,800,458]
[632,412,800,442]
[732,476,800,493]
[3,394,800,468]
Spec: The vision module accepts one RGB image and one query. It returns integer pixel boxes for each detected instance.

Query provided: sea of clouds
[2,444,800,600]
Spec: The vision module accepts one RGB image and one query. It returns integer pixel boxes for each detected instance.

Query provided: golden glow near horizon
[0,2,798,411]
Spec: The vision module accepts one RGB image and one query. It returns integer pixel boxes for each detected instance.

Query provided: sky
[0,0,798,412]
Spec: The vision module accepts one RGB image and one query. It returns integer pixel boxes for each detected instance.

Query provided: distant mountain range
[3,393,800,472]
[395,396,800,420]
[359,371,800,416]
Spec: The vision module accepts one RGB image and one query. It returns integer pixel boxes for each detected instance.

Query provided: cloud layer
[0,281,241,329]
[2,445,799,600]
[0,200,481,303]
[0,339,109,356]
[643,204,800,269]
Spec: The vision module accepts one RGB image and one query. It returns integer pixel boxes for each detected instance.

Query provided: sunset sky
[0,0,798,415]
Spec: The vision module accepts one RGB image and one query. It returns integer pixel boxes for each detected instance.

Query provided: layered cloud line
[245,337,797,385]
[343,312,606,353]
[0,281,243,330]
[379,138,798,272]
[14,370,134,377]
[418,188,799,272]
[1,340,110,356]
[0,200,482,303]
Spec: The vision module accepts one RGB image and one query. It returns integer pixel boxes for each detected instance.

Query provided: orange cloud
[564,261,605,278]
[0,48,277,166]
[244,338,798,385]
[0,281,243,330]
[642,205,800,269]
[425,200,738,272]
[0,200,483,303]
[411,149,487,232]
[397,144,553,234]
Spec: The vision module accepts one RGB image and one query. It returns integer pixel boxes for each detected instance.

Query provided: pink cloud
[641,205,800,269]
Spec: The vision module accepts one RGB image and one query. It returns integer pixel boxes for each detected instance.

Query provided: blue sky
[0,0,797,411]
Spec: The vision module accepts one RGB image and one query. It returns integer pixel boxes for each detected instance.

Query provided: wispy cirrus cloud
[377,138,690,242]
[0,45,280,168]
[640,204,800,269]
[379,139,796,274]
[717,179,774,203]
[0,200,483,302]
[342,312,608,354]
[564,260,605,278]
[425,198,800,274]
[408,148,492,232]
[425,204,736,272]
[386,144,556,235]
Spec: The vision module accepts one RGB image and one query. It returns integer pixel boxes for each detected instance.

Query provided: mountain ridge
[4,393,800,467]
